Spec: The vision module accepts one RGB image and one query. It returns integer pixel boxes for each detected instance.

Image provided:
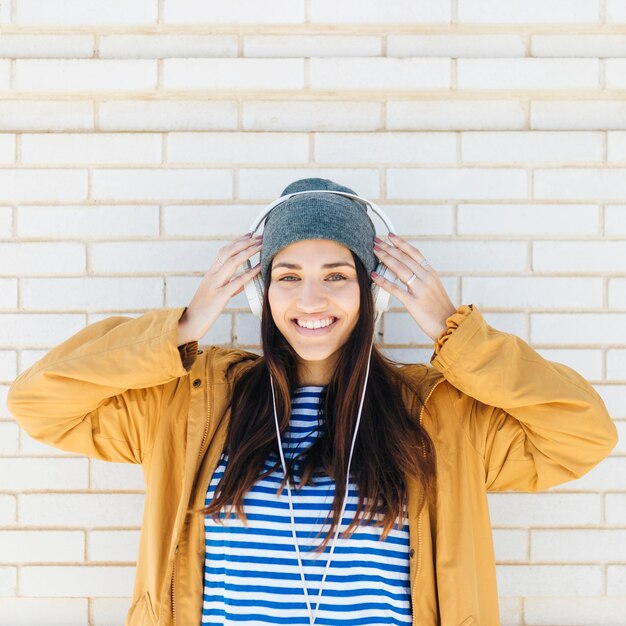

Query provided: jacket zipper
[171,544,178,626]
[197,347,214,466]
[412,378,442,626]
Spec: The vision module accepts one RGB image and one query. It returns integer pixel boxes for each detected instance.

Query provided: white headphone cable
[269,335,375,626]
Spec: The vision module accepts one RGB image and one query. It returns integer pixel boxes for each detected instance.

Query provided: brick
[0,60,9,89]
[458,59,598,89]
[608,131,626,161]
[0,531,84,563]
[0,1,9,22]
[463,277,602,309]
[609,279,626,308]
[387,168,527,200]
[238,168,379,200]
[607,0,626,21]
[0,169,87,201]
[314,132,456,164]
[22,565,135,597]
[0,100,93,131]
[607,349,626,379]
[90,461,144,490]
[91,241,228,273]
[499,599,522,626]
[99,100,237,131]
[243,100,381,131]
[459,203,599,235]
[603,566,625,594]
[15,0,157,25]
[244,35,381,57]
[606,60,626,89]
[15,60,157,92]
[0,421,18,452]
[22,133,161,165]
[0,314,83,349]
[536,168,626,200]
[604,205,626,235]
[0,34,93,57]
[458,0,600,22]
[496,565,602,597]
[168,132,308,164]
[91,168,232,201]
[493,529,527,561]
[0,279,17,308]
[488,493,601,527]
[556,458,626,491]
[532,35,626,57]
[99,34,236,58]
[0,568,16,595]
[234,312,261,346]
[0,458,88,491]
[531,100,626,130]
[88,530,140,562]
[0,598,87,625]
[371,204,453,235]
[310,0,450,23]
[163,204,265,237]
[0,351,17,381]
[524,598,626,626]
[533,241,626,272]
[533,348,601,381]
[310,58,450,89]
[388,34,524,57]
[606,494,626,524]
[17,205,159,238]
[91,599,132,626]
[0,243,84,275]
[0,495,16,525]
[20,493,144,527]
[23,278,163,311]
[594,384,626,417]
[163,58,303,90]
[0,134,15,163]
[531,529,626,562]
[163,0,304,23]
[461,131,603,163]
[0,206,10,237]
[532,311,626,345]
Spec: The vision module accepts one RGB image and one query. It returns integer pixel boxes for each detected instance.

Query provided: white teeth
[296,317,336,329]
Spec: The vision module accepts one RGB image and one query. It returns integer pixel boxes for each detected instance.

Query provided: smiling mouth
[292,317,339,331]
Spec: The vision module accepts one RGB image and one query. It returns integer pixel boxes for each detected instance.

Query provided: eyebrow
[272,262,356,271]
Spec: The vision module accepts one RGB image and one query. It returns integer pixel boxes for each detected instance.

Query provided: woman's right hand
[177,232,263,345]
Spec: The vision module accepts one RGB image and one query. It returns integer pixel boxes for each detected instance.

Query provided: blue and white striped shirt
[202,385,413,625]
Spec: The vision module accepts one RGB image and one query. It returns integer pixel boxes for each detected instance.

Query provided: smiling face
[267,239,361,386]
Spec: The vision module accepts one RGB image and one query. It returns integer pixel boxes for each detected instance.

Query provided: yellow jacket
[7,303,618,626]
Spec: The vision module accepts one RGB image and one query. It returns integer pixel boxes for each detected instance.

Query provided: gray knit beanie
[259,177,377,285]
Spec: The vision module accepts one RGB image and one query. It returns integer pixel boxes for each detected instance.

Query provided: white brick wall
[1,5,624,626]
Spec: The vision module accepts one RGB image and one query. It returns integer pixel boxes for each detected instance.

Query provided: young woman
[8,178,618,626]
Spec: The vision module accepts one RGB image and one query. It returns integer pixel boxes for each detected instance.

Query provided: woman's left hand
[372,233,457,343]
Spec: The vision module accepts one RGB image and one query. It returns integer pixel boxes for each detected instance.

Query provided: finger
[374,239,430,283]
[228,262,261,295]
[371,271,410,306]
[215,237,262,271]
[386,234,433,272]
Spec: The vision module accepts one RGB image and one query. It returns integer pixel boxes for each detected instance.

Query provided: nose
[296,279,328,311]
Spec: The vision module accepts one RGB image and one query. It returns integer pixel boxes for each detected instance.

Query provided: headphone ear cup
[244,274,263,319]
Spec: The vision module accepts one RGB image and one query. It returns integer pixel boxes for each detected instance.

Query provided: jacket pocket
[126,591,158,626]
[459,617,477,626]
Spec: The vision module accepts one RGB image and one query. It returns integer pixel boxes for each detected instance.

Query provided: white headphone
[243,189,399,333]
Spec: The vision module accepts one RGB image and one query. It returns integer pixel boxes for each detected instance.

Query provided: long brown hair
[198,250,437,554]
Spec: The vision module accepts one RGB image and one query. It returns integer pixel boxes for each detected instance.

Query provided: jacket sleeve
[6,306,195,464]
[430,304,618,492]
